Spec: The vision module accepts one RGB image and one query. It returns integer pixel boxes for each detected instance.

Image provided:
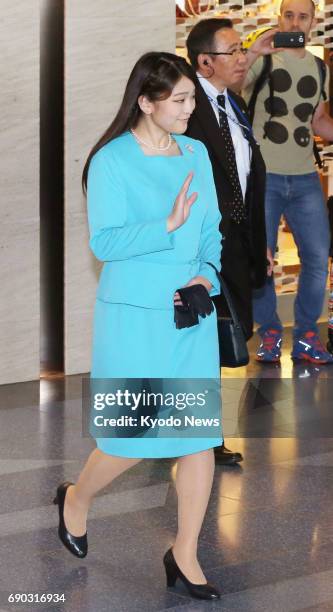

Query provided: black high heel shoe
[53,482,88,558]
[163,548,220,600]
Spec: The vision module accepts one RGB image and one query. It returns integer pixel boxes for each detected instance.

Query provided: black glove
[178,284,214,317]
[174,303,198,329]
[174,284,214,329]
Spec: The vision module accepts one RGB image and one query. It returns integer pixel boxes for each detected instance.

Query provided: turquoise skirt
[91,299,222,458]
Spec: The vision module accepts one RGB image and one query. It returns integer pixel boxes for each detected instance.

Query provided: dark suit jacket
[186,80,267,338]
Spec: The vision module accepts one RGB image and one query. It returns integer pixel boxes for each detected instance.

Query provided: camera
[273,31,305,48]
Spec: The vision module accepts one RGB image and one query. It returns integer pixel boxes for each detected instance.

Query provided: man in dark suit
[186,18,271,465]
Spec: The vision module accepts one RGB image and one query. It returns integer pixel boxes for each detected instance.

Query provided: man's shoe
[256,329,282,363]
[291,331,333,365]
[214,444,243,465]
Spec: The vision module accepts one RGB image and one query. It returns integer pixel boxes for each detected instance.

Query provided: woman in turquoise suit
[54,52,222,600]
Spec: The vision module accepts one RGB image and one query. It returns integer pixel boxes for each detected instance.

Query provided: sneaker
[256,329,282,362]
[291,331,333,364]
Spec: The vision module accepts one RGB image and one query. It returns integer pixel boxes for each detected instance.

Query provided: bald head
[280,0,315,16]
[278,0,316,41]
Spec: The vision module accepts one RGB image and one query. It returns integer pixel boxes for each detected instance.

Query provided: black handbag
[206,263,249,368]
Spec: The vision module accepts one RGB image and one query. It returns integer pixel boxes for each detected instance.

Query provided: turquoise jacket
[87,131,222,310]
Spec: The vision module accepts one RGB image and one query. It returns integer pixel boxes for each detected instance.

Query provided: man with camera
[243,0,333,364]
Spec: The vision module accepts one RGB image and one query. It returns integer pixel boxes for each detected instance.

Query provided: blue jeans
[253,172,330,339]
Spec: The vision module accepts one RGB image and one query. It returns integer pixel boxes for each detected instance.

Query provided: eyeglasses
[202,48,248,57]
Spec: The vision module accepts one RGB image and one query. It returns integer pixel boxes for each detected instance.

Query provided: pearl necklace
[130,128,173,151]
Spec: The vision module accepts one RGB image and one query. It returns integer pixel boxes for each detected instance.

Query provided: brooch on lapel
[185,144,194,153]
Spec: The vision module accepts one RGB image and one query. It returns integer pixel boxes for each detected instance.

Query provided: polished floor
[1,326,333,611]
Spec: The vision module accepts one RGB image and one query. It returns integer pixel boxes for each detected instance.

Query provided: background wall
[64,0,176,375]
[0,2,40,384]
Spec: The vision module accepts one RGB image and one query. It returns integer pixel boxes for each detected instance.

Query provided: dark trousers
[212,220,253,341]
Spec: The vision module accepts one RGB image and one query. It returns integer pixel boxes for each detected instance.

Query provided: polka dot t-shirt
[243,50,329,174]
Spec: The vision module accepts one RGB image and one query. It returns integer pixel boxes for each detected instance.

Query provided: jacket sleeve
[197,144,223,296]
[87,148,175,261]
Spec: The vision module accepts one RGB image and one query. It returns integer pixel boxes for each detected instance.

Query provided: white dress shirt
[198,75,251,201]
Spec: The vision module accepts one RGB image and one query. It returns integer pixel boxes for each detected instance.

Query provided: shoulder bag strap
[247,55,272,124]
[312,57,327,169]
[205,262,243,329]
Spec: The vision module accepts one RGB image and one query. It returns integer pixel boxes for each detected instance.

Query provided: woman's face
[147,76,196,134]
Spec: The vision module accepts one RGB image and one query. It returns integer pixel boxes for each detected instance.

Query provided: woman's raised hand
[167,172,198,232]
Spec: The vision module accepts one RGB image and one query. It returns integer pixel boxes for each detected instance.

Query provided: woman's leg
[63,449,142,536]
[173,449,215,584]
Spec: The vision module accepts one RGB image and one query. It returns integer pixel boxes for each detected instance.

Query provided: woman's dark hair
[82,51,196,192]
[186,18,233,70]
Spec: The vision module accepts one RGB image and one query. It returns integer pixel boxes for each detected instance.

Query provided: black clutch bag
[206,263,249,368]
